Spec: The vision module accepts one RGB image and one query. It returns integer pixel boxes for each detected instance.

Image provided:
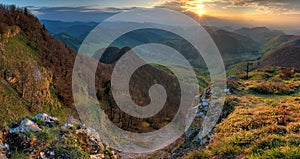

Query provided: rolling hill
[0,5,194,158]
[1,4,300,159]
[205,27,261,67]
[0,5,76,122]
[41,20,97,40]
[235,27,285,44]
[257,36,300,71]
[42,20,262,68]
[260,35,299,55]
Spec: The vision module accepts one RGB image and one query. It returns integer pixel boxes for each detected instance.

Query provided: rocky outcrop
[9,119,41,134]
[171,85,229,158]
[4,62,54,111]
[0,114,119,158]
[32,113,58,123]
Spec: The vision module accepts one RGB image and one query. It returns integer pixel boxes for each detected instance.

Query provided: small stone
[224,88,231,94]
[196,112,205,118]
[210,89,215,94]
[228,76,237,81]
[204,107,209,112]
[62,123,73,129]
[40,152,46,159]
[201,101,210,107]
[33,66,43,81]
[0,143,9,159]
[49,151,55,156]
[0,144,9,150]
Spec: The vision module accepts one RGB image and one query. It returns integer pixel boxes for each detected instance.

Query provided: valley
[0,3,299,159]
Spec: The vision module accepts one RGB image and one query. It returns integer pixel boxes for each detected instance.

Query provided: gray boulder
[9,119,41,133]
[32,113,58,123]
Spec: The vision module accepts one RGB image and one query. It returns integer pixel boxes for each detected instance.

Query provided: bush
[250,134,286,154]
[0,22,9,35]
[210,143,242,158]
[254,146,300,159]
[288,122,300,134]
[221,97,239,119]
[32,118,46,127]
[250,81,294,95]
[280,68,295,79]
[185,150,210,159]
[11,151,29,159]
[36,128,55,141]
[51,145,89,159]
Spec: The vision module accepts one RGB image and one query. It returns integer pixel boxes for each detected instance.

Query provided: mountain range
[0,4,300,159]
[42,19,296,70]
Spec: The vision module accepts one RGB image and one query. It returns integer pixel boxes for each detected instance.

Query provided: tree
[246,62,253,80]
[24,7,28,15]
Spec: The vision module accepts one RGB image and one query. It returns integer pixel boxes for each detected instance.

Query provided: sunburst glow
[197,9,205,16]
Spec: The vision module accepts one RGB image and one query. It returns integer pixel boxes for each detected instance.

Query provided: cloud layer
[30,6,136,21]
[158,0,300,14]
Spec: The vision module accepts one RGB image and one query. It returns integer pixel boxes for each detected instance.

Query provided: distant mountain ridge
[205,27,261,55]
[42,20,263,68]
[235,27,285,44]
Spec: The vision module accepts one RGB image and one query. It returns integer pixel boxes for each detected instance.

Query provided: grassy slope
[185,67,300,158]
[227,35,300,75]
[0,29,72,126]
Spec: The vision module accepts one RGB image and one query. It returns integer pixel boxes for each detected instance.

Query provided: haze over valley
[0,0,300,158]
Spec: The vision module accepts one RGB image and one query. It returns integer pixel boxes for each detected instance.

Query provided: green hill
[235,27,285,44]
[1,4,300,159]
[42,21,262,68]
[257,36,300,71]
[0,6,75,124]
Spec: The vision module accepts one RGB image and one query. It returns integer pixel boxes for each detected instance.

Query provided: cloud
[155,1,186,11]
[28,6,137,22]
[157,0,300,14]
[224,0,300,12]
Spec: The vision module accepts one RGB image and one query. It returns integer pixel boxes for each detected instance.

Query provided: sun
[197,9,205,16]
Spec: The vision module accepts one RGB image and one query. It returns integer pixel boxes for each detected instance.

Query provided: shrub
[280,68,295,79]
[32,118,46,127]
[287,135,300,146]
[185,150,210,159]
[0,22,9,35]
[11,151,29,159]
[36,128,55,141]
[210,143,242,158]
[221,97,239,119]
[51,145,89,159]
[250,81,294,95]
[287,122,300,134]
[255,146,300,159]
[250,134,286,154]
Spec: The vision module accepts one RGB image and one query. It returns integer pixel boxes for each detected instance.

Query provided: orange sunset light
[197,9,205,16]
[185,1,206,16]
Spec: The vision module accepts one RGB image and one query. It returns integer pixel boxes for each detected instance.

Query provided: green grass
[185,67,300,159]
[50,143,89,159]
[0,29,73,126]
[36,128,56,141]
[11,151,29,159]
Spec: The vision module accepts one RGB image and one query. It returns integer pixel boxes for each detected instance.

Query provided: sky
[1,0,300,32]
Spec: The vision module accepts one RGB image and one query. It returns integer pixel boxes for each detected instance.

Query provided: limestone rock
[9,119,41,134]
[32,113,58,123]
